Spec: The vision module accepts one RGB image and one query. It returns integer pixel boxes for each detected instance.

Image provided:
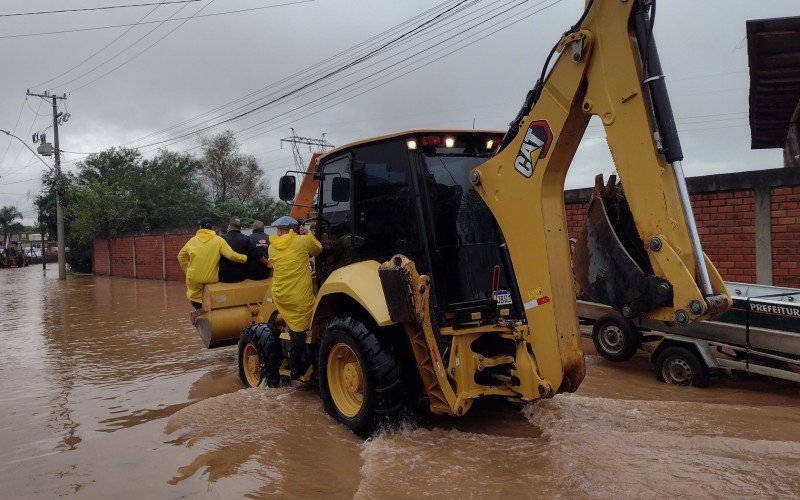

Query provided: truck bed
[577,282,800,359]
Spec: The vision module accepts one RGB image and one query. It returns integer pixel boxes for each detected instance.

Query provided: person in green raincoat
[268,215,323,378]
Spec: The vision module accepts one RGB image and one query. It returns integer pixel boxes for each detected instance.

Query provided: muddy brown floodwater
[1,266,799,498]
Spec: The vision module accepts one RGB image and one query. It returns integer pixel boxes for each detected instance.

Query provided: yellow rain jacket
[177,228,247,302]
[268,230,323,332]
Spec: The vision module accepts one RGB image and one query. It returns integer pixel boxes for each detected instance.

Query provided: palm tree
[0,205,23,247]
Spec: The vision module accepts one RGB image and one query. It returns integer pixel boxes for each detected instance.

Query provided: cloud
[0,0,794,224]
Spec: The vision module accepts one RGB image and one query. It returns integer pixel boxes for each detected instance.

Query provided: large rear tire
[592,313,640,362]
[237,323,286,388]
[319,316,406,438]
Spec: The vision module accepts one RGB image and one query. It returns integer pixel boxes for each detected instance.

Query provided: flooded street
[2,266,799,498]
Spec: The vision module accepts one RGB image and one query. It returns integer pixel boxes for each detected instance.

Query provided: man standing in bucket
[219,217,268,283]
[178,217,248,321]
[247,220,271,280]
[268,215,323,379]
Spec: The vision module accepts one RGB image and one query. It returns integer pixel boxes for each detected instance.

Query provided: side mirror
[331,177,350,203]
[278,175,296,202]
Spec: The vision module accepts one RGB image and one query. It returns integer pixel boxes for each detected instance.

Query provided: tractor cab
[280,130,518,328]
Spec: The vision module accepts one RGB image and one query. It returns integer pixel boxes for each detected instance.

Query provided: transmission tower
[280,128,334,171]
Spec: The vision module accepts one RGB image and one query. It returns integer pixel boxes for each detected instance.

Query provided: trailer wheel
[592,314,640,362]
[655,346,709,388]
[238,323,286,388]
[319,316,406,438]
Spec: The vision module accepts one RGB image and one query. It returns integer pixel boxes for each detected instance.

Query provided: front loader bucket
[195,280,271,348]
[573,175,673,318]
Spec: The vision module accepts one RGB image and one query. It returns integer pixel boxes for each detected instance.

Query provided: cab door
[350,140,423,267]
[316,154,353,283]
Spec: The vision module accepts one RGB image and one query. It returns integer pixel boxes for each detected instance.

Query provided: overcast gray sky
[0,0,797,224]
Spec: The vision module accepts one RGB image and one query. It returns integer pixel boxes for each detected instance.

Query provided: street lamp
[0,128,63,278]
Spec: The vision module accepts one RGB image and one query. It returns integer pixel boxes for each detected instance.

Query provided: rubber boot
[289,330,308,380]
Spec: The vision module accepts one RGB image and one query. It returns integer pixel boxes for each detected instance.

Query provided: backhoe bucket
[573,176,673,318]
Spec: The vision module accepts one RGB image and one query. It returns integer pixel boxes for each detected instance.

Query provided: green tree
[39,147,212,272]
[199,131,267,203]
[0,205,23,246]
[244,195,287,224]
[33,170,64,246]
[32,140,283,273]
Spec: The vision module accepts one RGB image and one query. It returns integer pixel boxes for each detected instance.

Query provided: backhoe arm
[472,0,731,393]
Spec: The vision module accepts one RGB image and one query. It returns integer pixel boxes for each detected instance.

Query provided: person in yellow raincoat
[178,217,247,318]
[268,215,323,378]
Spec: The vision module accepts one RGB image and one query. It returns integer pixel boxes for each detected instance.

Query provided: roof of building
[747,16,800,149]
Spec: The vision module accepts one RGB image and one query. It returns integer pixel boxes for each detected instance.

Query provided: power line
[33,0,174,89]
[129,0,543,156]
[25,98,50,116]
[0,1,202,17]
[76,0,745,162]
[132,0,491,150]
[70,0,220,92]
[123,0,464,146]
[227,0,744,149]
[0,99,26,169]
[75,0,749,172]
[3,99,46,178]
[146,0,543,154]
[0,0,315,40]
[0,177,42,186]
[42,0,200,91]
[196,0,556,148]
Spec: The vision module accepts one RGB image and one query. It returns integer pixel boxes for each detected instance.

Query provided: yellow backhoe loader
[194,0,731,437]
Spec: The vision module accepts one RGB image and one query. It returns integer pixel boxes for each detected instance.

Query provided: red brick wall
[771,186,800,288]
[93,240,110,276]
[109,237,135,278]
[565,189,760,284]
[565,201,588,240]
[134,236,164,280]
[691,190,756,283]
[92,233,193,281]
[165,233,193,281]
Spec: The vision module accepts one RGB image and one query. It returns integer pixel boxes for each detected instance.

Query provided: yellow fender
[310,260,394,337]
[255,285,280,325]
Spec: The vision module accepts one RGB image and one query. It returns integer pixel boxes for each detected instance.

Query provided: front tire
[319,316,406,438]
[237,323,286,388]
[592,314,640,362]
[655,346,709,387]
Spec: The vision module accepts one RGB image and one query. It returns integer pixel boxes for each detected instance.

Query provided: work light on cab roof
[405,133,503,153]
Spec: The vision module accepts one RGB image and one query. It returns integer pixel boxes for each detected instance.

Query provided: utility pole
[280,128,334,171]
[27,90,67,280]
[39,210,46,271]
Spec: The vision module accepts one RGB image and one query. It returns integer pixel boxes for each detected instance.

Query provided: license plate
[492,290,512,306]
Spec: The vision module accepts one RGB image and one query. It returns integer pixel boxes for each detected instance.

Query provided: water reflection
[0,266,799,498]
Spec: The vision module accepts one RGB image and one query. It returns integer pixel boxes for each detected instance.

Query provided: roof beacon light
[407,139,418,150]
[421,136,441,147]
[444,137,455,148]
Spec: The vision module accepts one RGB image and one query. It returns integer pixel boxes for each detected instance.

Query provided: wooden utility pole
[27,90,67,280]
[39,210,46,270]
